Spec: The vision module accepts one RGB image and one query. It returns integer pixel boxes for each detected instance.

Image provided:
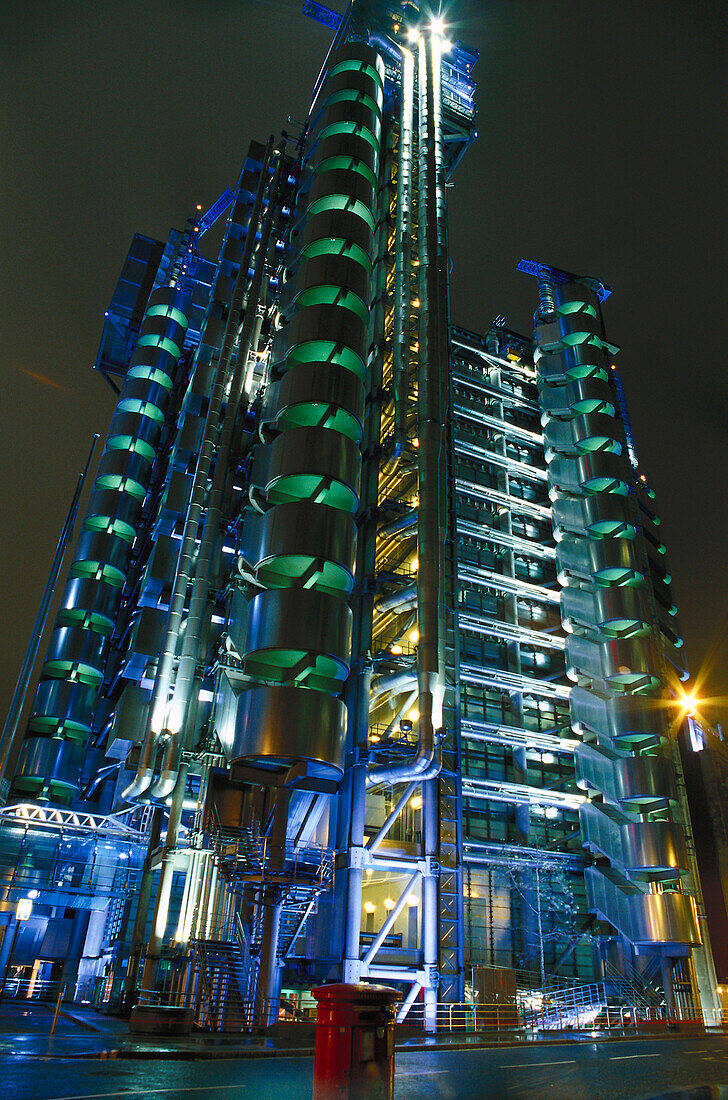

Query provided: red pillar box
[312,982,400,1100]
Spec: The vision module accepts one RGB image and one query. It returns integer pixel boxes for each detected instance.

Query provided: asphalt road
[5,1035,728,1100]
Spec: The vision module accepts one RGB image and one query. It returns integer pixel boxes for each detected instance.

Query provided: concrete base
[129,1005,194,1036]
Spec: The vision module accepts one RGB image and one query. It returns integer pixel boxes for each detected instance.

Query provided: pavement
[0,999,723,1063]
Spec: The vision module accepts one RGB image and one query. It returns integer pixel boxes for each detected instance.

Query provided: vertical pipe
[140,765,189,990]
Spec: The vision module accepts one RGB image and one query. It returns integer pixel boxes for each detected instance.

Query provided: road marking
[399,1071,450,1076]
[500,1059,576,1068]
[610,1053,661,1060]
[52,1086,261,1100]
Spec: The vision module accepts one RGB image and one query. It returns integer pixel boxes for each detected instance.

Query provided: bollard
[312,983,400,1100]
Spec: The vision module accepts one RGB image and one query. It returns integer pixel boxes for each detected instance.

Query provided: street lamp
[0,898,33,1004]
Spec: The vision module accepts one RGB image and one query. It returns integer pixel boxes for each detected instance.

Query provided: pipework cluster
[528,264,699,948]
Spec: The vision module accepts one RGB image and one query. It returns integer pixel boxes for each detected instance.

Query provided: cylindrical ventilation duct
[231,44,385,780]
[12,287,190,804]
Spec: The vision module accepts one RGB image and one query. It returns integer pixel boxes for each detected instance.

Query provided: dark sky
[2,1,727,732]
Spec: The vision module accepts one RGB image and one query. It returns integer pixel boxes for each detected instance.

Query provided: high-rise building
[0,0,718,1029]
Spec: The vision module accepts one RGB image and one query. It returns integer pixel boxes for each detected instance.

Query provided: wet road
[5,1033,728,1099]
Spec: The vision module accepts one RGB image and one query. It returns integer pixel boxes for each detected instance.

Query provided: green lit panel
[83,515,136,542]
[42,660,104,688]
[28,715,91,740]
[294,285,368,325]
[609,671,661,691]
[600,618,649,639]
[106,435,156,462]
[127,365,173,391]
[70,559,126,587]
[277,402,362,442]
[571,398,616,417]
[566,364,609,382]
[57,608,115,635]
[244,648,347,692]
[558,301,598,318]
[327,59,383,90]
[317,121,379,152]
[257,554,353,597]
[582,476,629,496]
[587,520,637,539]
[145,303,189,329]
[315,155,377,189]
[286,340,364,379]
[300,237,372,272]
[577,436,621,456]
[95,473,146,500]
[560,332,604,350]
[267,473,357,513]
[135,333,182,358]
[117,398,165,424]
[307,194,375,233]
[593,566,644,587]
[322,88,381,118]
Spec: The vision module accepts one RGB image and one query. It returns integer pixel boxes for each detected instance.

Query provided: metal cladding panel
[285,253,371,311]
[552,493,634,537]
[613,752,677,805]
[307,130,380,180]
[557,536,643,586]
[44,624,107,671]
[250,500,355,580]
[297,208,374,265]
[565,633,660,688]
[308,99,383,146]
[576,743,676,807]
[73,528,134,574]
[14,735,84,792]
[268,361,365,440]
[61,576,120,623]
[29,679,97,734]
[548,451,628,498]
[231,685,345,778]
[569,686,664,744]
[245,587,352,669]
[585,867,701,945]
[284,302,368,367]
[561,585,649,637]
[539,376,616,422]
[544,411,622,457]
[536,346,610,385]
[580,803,688,872]
[306,165,376,211]
[266,426,362,507]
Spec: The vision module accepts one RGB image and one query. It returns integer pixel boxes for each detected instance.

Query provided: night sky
[3,1,727,734]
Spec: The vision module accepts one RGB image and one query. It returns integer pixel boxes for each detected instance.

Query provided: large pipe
[0,432,98,801]
[150,148,284,801]
[382,43,415,473]
[123,138,275,802]
[368,28,448,789]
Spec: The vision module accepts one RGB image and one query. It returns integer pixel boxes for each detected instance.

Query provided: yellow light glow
[406,893,419,906]
[412,437,419,447]
[430,16,445,35]
[407,27,419,42]
[409,629,419,643]
[370,734,381,743]
[364,901,375,913]
[390,644,403,655]
[384,897,395,910]
[411,557,419,571]
[408,708,420,721]
[410,795,423,810]
[679,693,699,715]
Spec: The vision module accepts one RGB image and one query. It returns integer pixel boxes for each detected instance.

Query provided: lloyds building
[0,0,718,1029]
